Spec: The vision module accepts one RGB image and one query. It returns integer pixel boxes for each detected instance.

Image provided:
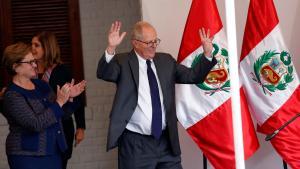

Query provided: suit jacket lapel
[153,56,166,90]
[153,55,167,103]
[128,50,139,88]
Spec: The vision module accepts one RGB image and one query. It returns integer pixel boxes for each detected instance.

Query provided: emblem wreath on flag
[191,43,230,96]
[251,50,294,95]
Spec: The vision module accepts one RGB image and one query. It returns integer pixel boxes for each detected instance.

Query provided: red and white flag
[240,0,300,168]
[176,0,259,168]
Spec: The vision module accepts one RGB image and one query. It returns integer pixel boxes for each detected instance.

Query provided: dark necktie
[146,60,162,139]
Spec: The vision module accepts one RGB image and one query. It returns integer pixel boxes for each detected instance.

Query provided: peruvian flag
[240,0,300,168]
[176,0,259,168]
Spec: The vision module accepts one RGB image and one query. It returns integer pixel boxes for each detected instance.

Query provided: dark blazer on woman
[97,50,217,155]
[2,79,67,156]
[48,64,85,161]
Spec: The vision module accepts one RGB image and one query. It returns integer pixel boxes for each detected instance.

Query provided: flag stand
[265,113,300,141]
[283,161,287,169]
[203,154,207,169]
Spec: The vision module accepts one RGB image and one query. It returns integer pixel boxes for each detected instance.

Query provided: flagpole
[283,161,287,169]
[203,154,207,169]
[224,1,246,169]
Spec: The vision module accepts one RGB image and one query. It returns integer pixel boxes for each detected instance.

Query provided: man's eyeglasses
[134,38,161,47]
[17,59,37,66]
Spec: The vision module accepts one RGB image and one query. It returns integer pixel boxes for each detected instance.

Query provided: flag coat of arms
[240,0,300,168]
[176,0,259,168]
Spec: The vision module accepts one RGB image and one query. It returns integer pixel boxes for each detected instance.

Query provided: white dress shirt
[105,51,166,135]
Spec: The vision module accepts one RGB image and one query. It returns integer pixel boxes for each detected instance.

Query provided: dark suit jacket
[97,50,217,155]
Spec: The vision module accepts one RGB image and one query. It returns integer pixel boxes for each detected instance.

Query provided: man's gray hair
[131,21,154,40]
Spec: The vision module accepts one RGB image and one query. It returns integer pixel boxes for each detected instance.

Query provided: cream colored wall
[141,0,300,169]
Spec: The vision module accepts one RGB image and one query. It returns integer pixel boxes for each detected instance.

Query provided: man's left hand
[199,28,213,57]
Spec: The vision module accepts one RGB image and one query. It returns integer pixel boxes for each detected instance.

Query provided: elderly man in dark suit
[97,21,217,169]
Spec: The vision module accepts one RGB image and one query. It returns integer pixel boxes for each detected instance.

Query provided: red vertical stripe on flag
[177,0,222,63]
[240,0,279,60]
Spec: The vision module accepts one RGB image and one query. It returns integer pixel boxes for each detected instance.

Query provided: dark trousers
[118,129,183,169]
[8,154,62,169]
